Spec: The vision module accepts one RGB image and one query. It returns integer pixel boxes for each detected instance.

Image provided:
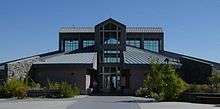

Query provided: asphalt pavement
[66,96,146,109]
[0,96,218,109]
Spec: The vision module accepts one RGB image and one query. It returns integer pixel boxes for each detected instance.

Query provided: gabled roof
[95,18,126,28]
[59,27,163,33]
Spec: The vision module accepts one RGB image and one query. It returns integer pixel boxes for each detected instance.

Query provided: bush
[26,77,41,90]
[59,82,80,98]
[143,64,188,101]
[0,78,28,99]
[47,81,80,98]
[0,85,11,98]
[135,87,148,97]
[48,82,60,90]
[209,74,220,92]
[186,84,211,93]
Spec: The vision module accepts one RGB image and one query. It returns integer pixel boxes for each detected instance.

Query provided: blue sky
[0,0,220,63]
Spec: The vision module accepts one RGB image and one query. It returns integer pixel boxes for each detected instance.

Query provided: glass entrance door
[104,74,120,91]
[101,66,120,92]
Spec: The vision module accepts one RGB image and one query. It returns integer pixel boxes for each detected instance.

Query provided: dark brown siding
[31,64,92,94]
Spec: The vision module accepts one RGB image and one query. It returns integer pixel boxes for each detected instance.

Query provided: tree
[143,63,188,101]
[209,71,220,92]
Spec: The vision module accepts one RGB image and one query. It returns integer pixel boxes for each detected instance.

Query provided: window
[104,50,120,54]
[104,57,120,63]
[126,40,140,48]
[144,40,159,52]
[103,50,120,63]
[83,40,95,47]
[64,40,79,52]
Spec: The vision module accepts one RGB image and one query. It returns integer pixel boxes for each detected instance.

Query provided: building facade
[0,18,220,95]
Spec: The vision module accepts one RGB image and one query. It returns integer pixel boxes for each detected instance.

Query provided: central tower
[95,18,126,92]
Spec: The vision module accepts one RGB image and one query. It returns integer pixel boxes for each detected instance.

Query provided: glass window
[104,50,120,54]
[83,40,95,47]
[103,50,120,63]
[144,40,159,52]
[64,40,79,52]
[104,57,120,63]
[126,40,140,48]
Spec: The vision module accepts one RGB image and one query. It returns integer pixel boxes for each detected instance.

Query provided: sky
[0,0,220,63]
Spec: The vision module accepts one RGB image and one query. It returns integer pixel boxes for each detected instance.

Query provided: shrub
[135,87,148,97]
[0,85,11,98]
[0,78,28,99]
[209,74,220,92]
[143,64,188,101]
[47,81,80,98]
[59,82,80,98]
[26,77,41,90]
[48,82,60,90]
[186,84,212,93]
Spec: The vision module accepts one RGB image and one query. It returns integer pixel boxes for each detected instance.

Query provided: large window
[126,40,140,48]
[144,40,159,52]
[83,40,95,47]
[64,40,79,52]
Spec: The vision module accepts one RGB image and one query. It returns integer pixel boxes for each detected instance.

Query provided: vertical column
[78,34,83,49]
[159,33,164,52]
[140,34,144,49]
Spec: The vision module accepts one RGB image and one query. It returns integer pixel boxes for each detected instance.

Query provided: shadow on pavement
[214,104,220,107]
[115,100,156,103]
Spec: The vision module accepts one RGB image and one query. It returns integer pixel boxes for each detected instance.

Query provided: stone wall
[7,56,40,80]
[0,65,6,84]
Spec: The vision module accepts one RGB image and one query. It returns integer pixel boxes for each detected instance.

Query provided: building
[0,18,220,95]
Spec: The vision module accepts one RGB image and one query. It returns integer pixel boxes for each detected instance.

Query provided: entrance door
[104,74,120,91]
[101,66,120,93]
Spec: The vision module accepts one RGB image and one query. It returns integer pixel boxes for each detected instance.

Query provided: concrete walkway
[0,96,219,109]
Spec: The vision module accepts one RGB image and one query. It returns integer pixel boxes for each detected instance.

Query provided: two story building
[0,18,219,95]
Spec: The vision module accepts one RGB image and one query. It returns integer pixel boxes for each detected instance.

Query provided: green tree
[143,63,188,101]
[209,71,220,92]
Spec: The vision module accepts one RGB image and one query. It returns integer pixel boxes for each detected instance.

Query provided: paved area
[0,96,219,109]
[67,96,149,109]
